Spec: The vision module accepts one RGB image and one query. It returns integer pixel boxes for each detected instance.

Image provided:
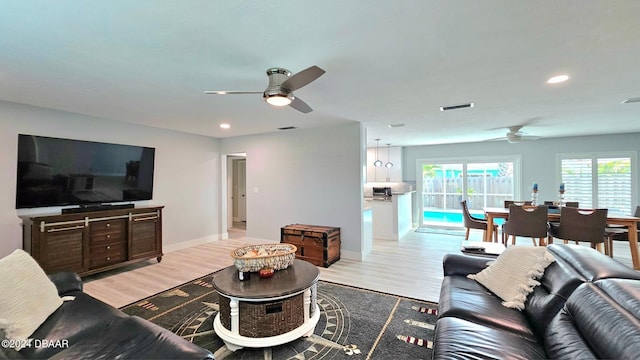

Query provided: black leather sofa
[0,272,214,360]
[433,244,640,359]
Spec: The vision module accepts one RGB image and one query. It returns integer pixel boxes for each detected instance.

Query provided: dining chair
[546,202,579,229]
[547,207,610,255]
[604,205,640,258]
[460,200,498,242]
[502,205,549,246]
[504,200,532,208]
[543,201,579,208]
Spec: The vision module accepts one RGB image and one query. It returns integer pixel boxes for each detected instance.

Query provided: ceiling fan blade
[484,137,507,142]
[508,125,524,134]
[281,66,325,91]
[289,97,313,113]
[204,91,262,94]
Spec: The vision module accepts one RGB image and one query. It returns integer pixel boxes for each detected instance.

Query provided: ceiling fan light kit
[264,93,292,106]
[507,133,522,143]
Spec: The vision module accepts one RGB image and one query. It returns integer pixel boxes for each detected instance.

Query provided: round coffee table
[213,259,320,351]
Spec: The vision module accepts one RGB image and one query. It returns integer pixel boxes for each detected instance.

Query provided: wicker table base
[212,259,320,351]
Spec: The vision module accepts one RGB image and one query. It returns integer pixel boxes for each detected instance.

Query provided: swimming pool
[423,210,464,224]
[423,209,505,225]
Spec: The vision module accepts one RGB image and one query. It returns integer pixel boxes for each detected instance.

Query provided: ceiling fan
[488,125,541,143]
[204,65,325,113]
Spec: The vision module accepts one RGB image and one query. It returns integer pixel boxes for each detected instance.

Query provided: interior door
[237,159,246,222]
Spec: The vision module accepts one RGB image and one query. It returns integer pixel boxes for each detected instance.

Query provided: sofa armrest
[48,272,83,296]
[443,253,492,276]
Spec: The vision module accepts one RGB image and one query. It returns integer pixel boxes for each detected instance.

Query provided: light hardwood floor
[84,227,636,308]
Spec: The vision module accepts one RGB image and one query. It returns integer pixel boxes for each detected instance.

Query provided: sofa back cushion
[544,279,640,359]
[547,244,640,281]
[523,258,585,338]
[524,244,640,339]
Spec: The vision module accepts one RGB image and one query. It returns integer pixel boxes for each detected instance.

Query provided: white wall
[220,122,366,260]
[403,133,640,205]
[0,101,222,258]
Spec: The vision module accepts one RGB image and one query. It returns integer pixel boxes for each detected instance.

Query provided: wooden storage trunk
[280,224,340,267]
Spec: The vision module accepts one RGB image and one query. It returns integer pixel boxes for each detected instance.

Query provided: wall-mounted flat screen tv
[16,134,155,209]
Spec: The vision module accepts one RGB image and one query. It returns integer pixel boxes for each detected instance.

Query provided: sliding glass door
[419,157,518,227]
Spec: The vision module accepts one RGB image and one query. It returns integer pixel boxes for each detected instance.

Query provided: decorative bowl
[231,243,297,272]
[258,267,275,278]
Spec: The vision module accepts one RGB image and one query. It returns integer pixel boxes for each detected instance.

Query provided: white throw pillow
[0,249,63,348]
[467,246,555,310]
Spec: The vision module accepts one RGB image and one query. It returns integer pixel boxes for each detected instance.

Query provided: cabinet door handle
[106,257,111,261]
[106,245,111,250]
[107,234,111,238]
[133,216,158,222]
[47,225,85,233]
[106,223,111,227]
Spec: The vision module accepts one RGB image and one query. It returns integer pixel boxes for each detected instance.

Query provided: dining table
[482,207,640,270]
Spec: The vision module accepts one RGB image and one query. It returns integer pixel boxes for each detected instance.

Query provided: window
[418,156,520,226]
[558,152,635,216]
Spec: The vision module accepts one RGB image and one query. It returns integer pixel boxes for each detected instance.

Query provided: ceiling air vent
[622,97,640,104]
[440,102,474,111]
[278,126,297,130]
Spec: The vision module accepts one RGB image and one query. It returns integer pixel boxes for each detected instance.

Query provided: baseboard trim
[340,249,365,262]
[164,234,223,253]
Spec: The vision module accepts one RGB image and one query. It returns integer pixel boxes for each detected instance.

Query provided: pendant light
[373,139,383,167]
[385,143,394,168]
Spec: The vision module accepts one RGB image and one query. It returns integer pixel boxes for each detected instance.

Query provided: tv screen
[16,134,155,209]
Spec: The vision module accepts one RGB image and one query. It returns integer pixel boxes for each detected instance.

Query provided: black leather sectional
[0,272,213,360]
[433,244,640,359]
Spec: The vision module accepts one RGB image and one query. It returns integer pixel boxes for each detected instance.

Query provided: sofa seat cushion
[432,317,547,360]
[439,276,535,338]
[48,316,213,360]
[0,250,63,348]
[544,279,640,360]
[19,293,128,359]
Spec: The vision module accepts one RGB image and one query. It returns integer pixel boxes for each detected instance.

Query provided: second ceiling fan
[488,125,541,143]
[204,65,325,113]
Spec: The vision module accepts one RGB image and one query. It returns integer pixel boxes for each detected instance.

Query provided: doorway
[228,154,247,232]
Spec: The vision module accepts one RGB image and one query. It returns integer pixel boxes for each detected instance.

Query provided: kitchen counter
[364,191,414,241]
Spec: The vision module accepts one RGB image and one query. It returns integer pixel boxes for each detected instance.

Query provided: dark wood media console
[22,205,163,277]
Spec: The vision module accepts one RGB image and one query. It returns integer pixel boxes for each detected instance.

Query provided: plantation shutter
[597,157,631,216]
[560,155,632,216]
[561,158,593,208]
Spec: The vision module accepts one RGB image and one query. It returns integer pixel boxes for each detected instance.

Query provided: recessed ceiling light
[220,123,231,129]
[547,74,569,84]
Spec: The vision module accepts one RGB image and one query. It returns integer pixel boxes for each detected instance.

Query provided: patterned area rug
[120,272,437,360]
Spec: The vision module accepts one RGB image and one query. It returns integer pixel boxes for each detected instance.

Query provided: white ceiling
[1,1,639,147]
